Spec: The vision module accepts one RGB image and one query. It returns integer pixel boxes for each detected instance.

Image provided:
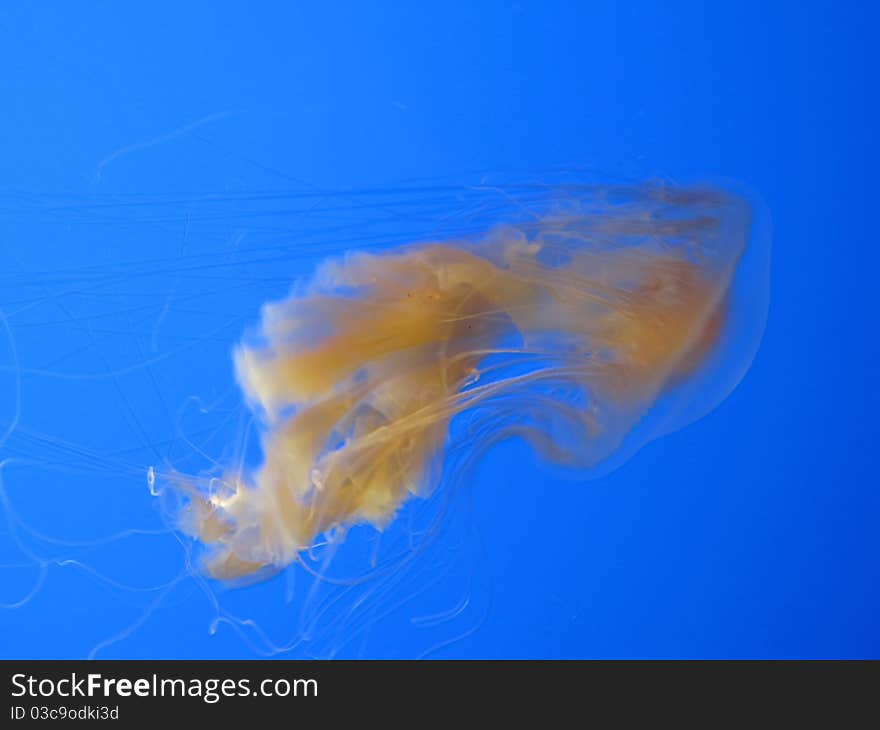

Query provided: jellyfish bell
[600,180,770,464]
[568,179,771,479]
[169,179,771,583]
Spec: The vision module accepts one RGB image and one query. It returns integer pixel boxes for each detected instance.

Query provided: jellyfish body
[174,182,769,581]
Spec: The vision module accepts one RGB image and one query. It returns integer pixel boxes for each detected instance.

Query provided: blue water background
[0,1,876,658]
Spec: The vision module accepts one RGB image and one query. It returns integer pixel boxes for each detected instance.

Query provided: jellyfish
[166,181,770,584]
[0,171,770,657]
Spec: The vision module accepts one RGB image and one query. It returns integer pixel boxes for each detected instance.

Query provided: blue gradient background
[0,1,876,658]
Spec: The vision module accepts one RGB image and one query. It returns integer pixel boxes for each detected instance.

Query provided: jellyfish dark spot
[171,181,769,581]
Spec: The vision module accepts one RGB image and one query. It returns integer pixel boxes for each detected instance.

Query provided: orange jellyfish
[169,181,769,582]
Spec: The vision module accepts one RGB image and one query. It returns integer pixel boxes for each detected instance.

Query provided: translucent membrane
[172,181,769,581]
